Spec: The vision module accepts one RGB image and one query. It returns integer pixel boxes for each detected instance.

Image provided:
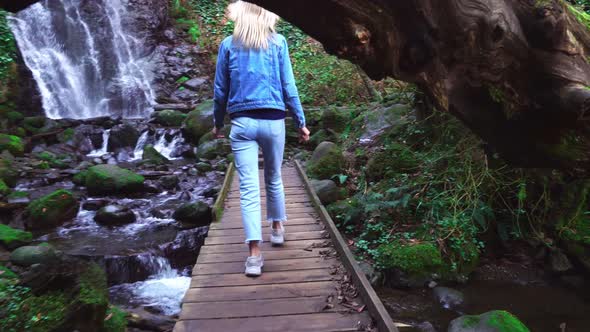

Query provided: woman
[211,1,310,277]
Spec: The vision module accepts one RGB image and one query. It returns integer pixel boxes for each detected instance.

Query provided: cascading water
[132,128,186,161]
[87,129,111,157]
[8,0,155,119]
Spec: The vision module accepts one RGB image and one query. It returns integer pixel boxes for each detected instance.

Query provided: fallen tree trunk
[4,0,589,174]
[250,0,590,175]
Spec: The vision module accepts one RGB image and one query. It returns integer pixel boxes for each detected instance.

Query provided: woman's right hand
[298,127,310,143]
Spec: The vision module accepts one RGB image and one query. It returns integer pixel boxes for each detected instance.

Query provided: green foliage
[0,224,32,247]
[0,10,16,101]
[0,265,17,279]
[0,134,24,156]
[0,178,9,196]
[102,306,127,332]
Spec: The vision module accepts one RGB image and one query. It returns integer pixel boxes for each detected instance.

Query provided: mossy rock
[0,157,17,187]
[155,109,187,127]
[376,241,443,286]
[449,310,530,332]
[366,143,419,181]
[36,151,69,169]
[320,107,351,133]
[198,131,215,146]
[173,201,212,227]
[307,141,345,180]
[196,161,213,173]
[0,134,24,156]
[142,144,168,165]
[0,224,32,249]
[183,99,214,144]
[196,138,231,160]
[309,129,338,147]
[0,178,9,197]
[6,111,24,125]
[84,165,145,196]
[327,198,364,227]
[10,244,58,266]
[58,128,75,143]
[24,189,79,230]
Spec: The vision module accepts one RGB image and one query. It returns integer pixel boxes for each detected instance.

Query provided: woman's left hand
[212,127,225,139]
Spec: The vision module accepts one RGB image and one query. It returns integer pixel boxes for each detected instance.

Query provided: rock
[307,141,345,180]
[159,175,179,190]
[24,189,79,230]
[10,245,58,266]
[198,131,215,145]
[309,129,337,147]
[311,179,342,205]
[108,123,140,150]
[416,322,437,332]
[154,109,187,127]
[366,143,419,181]
[196,162,213,173]
[153,103,192,112]
[356,104,411,145]
[320,107,351,133]
[0,224,33,250]
[71,124,104,155]
[95,205,136,226]
[448,310,530,332]
[196,139,231,160]
[82,199,107,211]
[84,165,145,195]
[433,287,465,310]
[548,249,573,273]
[202,186,220,198]
[0,158,17,188]
[183,77,208,90]
[143,144,168,165]
[173,202,212,228]
[23,116,46,134]
[183,99,215,144]
[171,88,196,101]
[0,179,9,197]
[358,261,383,286]
[0,134,24,156]
[376,241,443,288]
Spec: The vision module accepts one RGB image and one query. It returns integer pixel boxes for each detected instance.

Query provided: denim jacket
[213,34,306,129]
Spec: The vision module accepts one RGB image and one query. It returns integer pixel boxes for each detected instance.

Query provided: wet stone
[95,205,137,226]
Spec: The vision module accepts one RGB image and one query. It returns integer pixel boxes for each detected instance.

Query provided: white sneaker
[270,223,285,246]
[245,255,264,277]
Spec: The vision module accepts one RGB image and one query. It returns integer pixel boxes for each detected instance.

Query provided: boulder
[183,77,208,90]
[448,310,530,332]
[108,123,140,150]
[0,157,17,187]
[84,165,145,195]
[173,202,212,228]
[307,141,345,180]
[154,109,187,127]
[196,139,231,160]
[171,88,196,101]
[320,107,351,133]
[0,179,9,197]
[195,162,213,173]
[375,241,443,288]
[0,224,32,250]
[0,134,24,156]
[356,104,411,145]
[311,179,342,205]
[10,244,58,266]
[366,143,419,181]
[159,175,179,190]
[142,145,168,165]
[95,205,136,226]
[183,99,215,144]
[433,287,465,311]
[548,249,574,273]
[24,189,79,230]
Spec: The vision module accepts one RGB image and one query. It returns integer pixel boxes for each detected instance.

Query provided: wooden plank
[212,162,235,222]
[206,223,324,237]
[190,269,333,287]
[295,160,397,332]
[182,281,335,302]
[196,248,324,264]
[204,231,328,245]
[193,258,337,275]
[227,190,308,198]
[222,207,317,218]
[174,312,370,332]
[198,239,331,254]
[223,201,315,210]
[179,296,339,320]
[211,218,320,230]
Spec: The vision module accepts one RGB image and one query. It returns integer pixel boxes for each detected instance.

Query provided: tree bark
[248,0,590,175]
[4,0,590,174]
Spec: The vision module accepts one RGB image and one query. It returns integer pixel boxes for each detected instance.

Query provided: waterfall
[8,0,155,119]
[131,129,186,161]
[87,129,111,157]
[132,131,150,160]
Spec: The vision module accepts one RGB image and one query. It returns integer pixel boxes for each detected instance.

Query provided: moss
[102,305,127,332]
[0,224,32,248]
[486,310,530,332]
[569,4,590,30]
[307,146,345,180]
[376,241,443,276]
[73,170,88,186]
[461,315,481,328]
[24,189,79,230]
[84,165,145,195]
[6,111,23,124]
[183,99,214,144]
[7,190,28,200]
[155,109,187,127]
[320,107,351,133]
[0,133,24,156]
[176,76,190,84]
[78,264,108,306]
[0,157,17,187]
[142,144,168,165]
[366,143,419,181]
[23,116,46,134]
[37,151,68,169]
[58,128,75,143]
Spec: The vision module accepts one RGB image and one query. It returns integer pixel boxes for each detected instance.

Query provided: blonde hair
[227,1,279,49]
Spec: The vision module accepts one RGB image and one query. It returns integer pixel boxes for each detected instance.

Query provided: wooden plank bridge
[174,162,397,332]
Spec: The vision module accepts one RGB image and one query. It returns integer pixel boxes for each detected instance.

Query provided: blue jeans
[229,117,287,243]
